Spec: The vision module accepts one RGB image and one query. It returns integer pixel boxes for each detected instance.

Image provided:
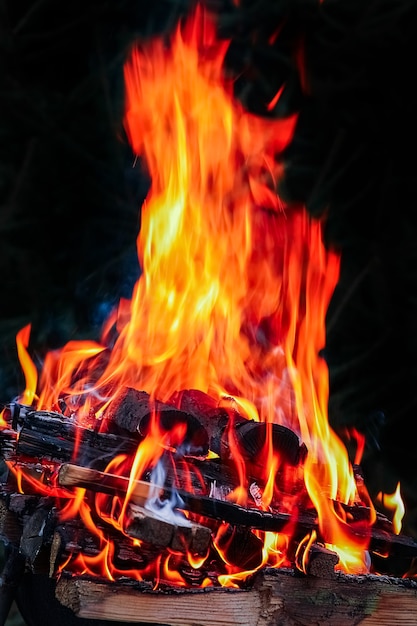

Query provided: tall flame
[5,3,378,583]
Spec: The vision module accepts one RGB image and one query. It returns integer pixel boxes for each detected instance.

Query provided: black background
[1,0,417,538]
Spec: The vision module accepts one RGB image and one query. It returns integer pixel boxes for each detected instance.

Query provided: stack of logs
[2,388,417,625]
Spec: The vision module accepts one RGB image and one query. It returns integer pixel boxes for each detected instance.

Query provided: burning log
[2,403,417,587]
[58,463,152,506]
[56,462,417,574]
[296,542,340,579]
[54,568,417,625]
[3,407,417,582]
[104,388,209,456]
[106,388,308,470]
[223,420,307,468]
[56,463,316,534]
[52,460,417,579]
[169,389,231,455]
[1,405,139,469]
[169,389,308,470]
[48,518,156,577]
[126,503,212,555]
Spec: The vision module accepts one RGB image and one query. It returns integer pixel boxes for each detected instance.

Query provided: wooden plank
[54,569,417,626]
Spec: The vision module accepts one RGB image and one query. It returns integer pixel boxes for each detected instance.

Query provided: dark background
[1,0,417,543]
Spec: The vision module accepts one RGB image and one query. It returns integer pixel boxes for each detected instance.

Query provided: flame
[376,483,405,535]
[16,324,38,406]
[295,530,317,575]
[1,3,383,586]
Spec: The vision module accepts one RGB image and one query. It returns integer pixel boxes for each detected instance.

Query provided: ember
[2,1,417,624]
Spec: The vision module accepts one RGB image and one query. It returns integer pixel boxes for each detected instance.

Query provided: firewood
[57,463,417,576]
[57,463,152,506]
[168,388,234,455]
[126,503,212,555]
[0,405,139,468]
[57,463,316,534]
[49,521,154,577]
[214,524,264,571]
[169,390,308,470]
[222,420,308,468]
[298,542,340,579]
[103,388,209,456]
[20,505,56,566]
[1,493,54,545]
[54,568,417,626]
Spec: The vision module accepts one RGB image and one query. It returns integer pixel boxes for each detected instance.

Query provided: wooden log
[168,389,236,455]
[19,505,56,566]
[223,421,307,468]
[126,503,212,555]
[49,521,154,577]
[18,416,139,469]
[1,493,52,544]
[0,429,17,459]
[57,463,316,535]
[57,463,153,506]
[0,405,140,469]
[103,388,209,456]
[169,389,308,469]
[298,543,339,579]
[54,568,417,625]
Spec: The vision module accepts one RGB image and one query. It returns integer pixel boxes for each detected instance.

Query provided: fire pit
[2,2,417,625]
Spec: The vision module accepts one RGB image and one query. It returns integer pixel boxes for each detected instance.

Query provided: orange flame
[376,483,405,535]
[2,3,380,585]
[16,324,38,406]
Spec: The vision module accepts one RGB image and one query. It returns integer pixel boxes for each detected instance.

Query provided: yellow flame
[377,482,405,535]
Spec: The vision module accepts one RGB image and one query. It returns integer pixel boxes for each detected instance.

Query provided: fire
[1,3,384,587]
[376,483,405,535]
[16,324,38,406]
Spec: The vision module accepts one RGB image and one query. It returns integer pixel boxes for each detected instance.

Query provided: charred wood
[103,388,209,456]
[20,505,56,566]
[214,524,264,571]
[49,520,155,577]
[296,542,339,579]
[49,518,211,584]
[169,389,308,469]
[1,405,139,469]
[126,503,212,555]
[222,420,307,468]
[57,462,417,575]
[168,388,234,455]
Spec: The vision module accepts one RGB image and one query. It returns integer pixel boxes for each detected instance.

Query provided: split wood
[55,568,417,626]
